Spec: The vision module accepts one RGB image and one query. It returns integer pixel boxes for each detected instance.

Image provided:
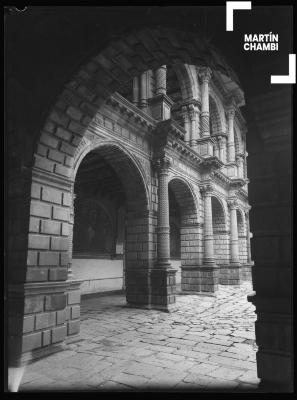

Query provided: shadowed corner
[8,364,27,392]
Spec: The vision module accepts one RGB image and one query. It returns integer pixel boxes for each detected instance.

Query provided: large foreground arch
[7,19,292,390]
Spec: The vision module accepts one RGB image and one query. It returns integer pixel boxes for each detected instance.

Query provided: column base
[150,267,177,310]
[181,265,219,293]
[219,263,241,285]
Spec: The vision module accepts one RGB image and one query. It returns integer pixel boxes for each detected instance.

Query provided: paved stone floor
[15,282,260,392]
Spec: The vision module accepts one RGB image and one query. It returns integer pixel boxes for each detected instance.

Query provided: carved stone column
[201,185,215,265]
[156,158,171,267]
[155,65,167,95]
[150,157,177,311]
[236,153,244,178]
[246,208,252,264]
[149,66,173,121]
[218,136,227,163]
[132,76,139,107]
[227,198,241,285]
[241,207,253,281]
[227,106,236,162]
[182,105,191,144]
[189,103,200,149]
[200,67,212,138]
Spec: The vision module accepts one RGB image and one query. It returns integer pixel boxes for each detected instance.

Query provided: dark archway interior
[169,187,181,259]
[211,196,228,266]
[73,151,126,258]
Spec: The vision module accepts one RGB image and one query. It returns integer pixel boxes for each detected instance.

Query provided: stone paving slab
[15,282,261,392]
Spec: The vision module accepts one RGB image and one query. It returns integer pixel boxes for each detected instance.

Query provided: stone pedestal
[197,137,214,157]
[240,262,253,281]
[150,267,177,311]
[8,279,82,367]
[149,94,173,121]
[125,268,150,307]
[219,264,241,286]
[181,265,219,294]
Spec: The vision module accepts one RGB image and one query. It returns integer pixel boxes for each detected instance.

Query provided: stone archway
[211,196,228,266]
[8,26,243,367]
[168,178,200,293]
[71,143,151,301]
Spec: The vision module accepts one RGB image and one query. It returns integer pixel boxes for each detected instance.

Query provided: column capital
[244,205,252,215]
[227,198,238,210]
[200,183,213,196]
[188,103,199,121]
[236,153,245,161]
[226,106,236,119]
[199,66,212,82]
[153,156,172,172]
[217,135,227,147]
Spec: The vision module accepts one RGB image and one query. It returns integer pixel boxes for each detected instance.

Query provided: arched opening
[211,196,228,266]
[72,144,150,304]
[168,178,200,292]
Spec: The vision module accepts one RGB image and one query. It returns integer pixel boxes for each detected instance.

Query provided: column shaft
[155,65,167,95]
[246,212,252,263]
[203,194,215,264]
[227,109,236,162]
[200,68,212,137]
[189,105,200,148]
[157,163,170,266]
[230,205,240,264]
[182,106,191,144]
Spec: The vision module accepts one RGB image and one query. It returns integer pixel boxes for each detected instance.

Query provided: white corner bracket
[271,54,296,84]
[226,1,252,31]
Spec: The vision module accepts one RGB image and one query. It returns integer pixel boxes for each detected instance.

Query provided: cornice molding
[107,92,156,130]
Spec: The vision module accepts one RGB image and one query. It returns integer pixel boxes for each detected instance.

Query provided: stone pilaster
[227,106,236,162]
[236,153,244,178]
[199,67,212,138]
[151,157,177,311]
[218,136,227,163]
[240,207,253,281]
